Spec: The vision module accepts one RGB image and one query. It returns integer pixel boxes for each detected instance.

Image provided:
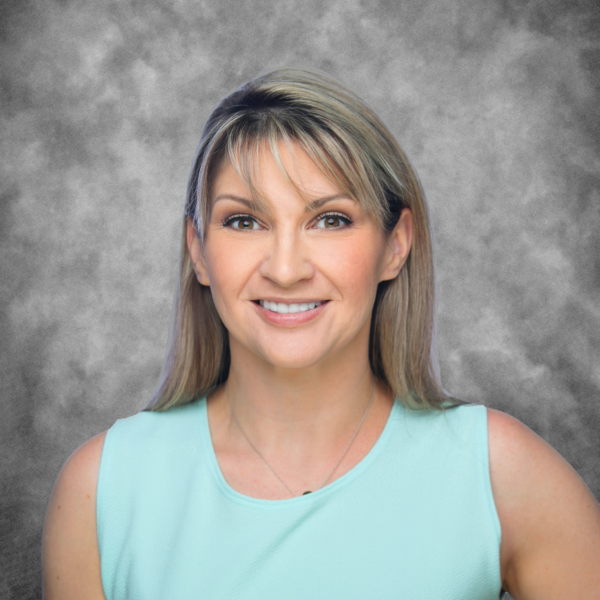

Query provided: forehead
[209,140,353,214]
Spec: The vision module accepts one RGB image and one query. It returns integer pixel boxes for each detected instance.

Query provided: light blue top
[97,398,503,599]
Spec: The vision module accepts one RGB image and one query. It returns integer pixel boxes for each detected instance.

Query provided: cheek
[323,236,385,302]
[203,240,256,309]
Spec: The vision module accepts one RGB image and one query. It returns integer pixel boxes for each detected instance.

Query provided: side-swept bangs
[146,68,459,412]
[187,72,409,241]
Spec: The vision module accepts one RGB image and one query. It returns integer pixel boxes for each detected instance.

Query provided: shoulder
[43,432,107,600]
[486,408,600,598]
[109,402,202,438]
[100,402,204,466]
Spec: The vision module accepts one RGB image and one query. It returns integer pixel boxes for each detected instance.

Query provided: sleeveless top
[97,398,504,599]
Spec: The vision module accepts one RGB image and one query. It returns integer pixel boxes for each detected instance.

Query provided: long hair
[145,67,459,411]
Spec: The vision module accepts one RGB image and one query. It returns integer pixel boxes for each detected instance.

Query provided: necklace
[225,379,376,498]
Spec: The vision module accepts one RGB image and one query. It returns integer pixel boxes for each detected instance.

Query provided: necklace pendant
[302,491,312,495]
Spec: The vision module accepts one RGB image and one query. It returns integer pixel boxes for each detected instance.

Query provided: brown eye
[224,215,261,230]
[315,213,352,229]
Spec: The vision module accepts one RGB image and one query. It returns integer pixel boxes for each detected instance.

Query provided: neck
[208,332,391,469]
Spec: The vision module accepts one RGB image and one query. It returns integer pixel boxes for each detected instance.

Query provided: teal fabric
[97,398,503,599]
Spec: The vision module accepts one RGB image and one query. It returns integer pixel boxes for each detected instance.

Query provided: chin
[249,337,340,370]
[231,329,354,371]
[258,348,330,370]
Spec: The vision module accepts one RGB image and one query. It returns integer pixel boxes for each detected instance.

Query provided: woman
[43,68,600,599]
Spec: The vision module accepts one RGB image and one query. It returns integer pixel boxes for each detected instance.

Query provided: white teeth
[259,300,323,314]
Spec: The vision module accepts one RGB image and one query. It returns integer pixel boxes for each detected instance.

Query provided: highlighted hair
[145,68,458,411]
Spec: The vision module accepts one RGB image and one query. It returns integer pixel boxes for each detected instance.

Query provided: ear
[186,218,211,286]
[379,208,413,282]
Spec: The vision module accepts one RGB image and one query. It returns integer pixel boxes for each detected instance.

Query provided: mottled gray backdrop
[1,0,599,597]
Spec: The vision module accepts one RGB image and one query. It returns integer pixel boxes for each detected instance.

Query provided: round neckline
[197,396,401,510]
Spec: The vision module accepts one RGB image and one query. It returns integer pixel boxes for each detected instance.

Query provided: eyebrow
[212,193,354,212]
[213,195,262,212]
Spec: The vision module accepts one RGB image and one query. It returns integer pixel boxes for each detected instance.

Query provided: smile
[259,300,324,314]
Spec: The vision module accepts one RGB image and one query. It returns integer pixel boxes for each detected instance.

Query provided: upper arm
[488,408,600,600]
[43,431,108,600]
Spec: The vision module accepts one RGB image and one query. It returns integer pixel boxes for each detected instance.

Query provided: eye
[314,212,353,229]
[222,214,262,230]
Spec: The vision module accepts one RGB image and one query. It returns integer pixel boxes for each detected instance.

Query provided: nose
[259,228,314,287]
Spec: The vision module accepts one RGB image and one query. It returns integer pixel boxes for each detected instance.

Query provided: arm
[488,408,600,599]
[42,431,107,600]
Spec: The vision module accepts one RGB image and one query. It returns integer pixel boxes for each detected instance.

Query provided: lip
[253,299,329,326]
[256,298,328,304]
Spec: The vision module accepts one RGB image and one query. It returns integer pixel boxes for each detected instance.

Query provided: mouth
[255,300,329,314]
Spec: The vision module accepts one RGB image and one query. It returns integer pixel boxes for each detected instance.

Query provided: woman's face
[187,142,412,371]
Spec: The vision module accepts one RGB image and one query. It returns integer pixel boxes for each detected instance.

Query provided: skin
[42,142,600,599]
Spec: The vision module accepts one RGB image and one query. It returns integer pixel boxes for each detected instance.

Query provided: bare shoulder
[487,408,600,599]
[43,431,108,600]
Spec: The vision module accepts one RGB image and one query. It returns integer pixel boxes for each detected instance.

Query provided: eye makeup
[220,211,354,230]
[221,213,263,230]
[314,212,354,228]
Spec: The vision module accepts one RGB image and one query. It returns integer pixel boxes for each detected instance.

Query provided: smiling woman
[42,68,600,600]
[183,142,415,393]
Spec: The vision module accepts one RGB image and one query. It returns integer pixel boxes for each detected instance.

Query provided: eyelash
[221,213,261,229]
[221,212,354,230]
[315,212,354,228]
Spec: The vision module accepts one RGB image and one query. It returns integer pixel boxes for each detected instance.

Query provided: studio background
[1,0,599,598]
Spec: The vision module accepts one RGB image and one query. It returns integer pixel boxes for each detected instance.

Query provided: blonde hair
[145,67,459,411]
